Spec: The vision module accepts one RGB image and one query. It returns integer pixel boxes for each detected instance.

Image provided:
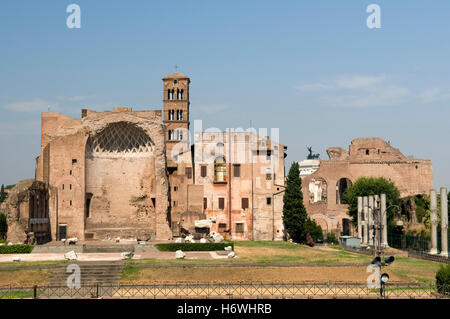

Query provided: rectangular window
[233,164,241,177]
[236,223,244,233]
[203,197,207,210]
[218,197,225,210]
[173,186,178,192]
[173,201,177,207]
[58,225,67,240]
[201,165,207,177]
[218,223,227,232]
[185,167,192,179]
[266,197,272,206]
[241,197,249,210]
[266,173,272,180]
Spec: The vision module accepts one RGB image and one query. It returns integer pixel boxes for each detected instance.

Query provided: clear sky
[0,1,449,189]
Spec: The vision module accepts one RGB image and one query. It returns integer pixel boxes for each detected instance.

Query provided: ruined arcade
[301,138,433,235]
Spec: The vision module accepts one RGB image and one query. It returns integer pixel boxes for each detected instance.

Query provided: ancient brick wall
[302,138,433,235]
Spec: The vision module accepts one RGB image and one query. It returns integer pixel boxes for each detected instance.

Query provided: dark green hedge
[436,264,450,295]
[0,244,34,254]
[155,242,234,252]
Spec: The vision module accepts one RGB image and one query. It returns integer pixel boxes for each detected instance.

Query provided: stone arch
[336,178,352,204]
[86,122,154,158]
[310,215,329,233]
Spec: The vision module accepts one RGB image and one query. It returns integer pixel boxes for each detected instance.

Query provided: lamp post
[364,194,401,298]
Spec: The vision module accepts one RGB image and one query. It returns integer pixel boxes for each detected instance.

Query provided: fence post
[33,285,37,299]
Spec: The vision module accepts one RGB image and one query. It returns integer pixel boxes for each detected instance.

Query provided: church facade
[7,72,287,243]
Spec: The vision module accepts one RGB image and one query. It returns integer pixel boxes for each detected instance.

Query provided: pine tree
[282,162,308,243]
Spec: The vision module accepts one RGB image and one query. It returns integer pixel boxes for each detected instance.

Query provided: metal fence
[0,282,448,299]
[388,232,450,255]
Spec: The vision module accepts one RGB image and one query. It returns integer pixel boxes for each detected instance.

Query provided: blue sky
[0,1,449,189]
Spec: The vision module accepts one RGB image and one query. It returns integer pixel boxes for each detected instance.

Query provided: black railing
[388,231,450,255]
[0,282,448,299]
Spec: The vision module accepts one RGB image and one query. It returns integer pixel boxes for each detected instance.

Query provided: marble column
[363,196,368,245]
[369,196,374,246]
[357,197,363,241]
[380,194,389,248]
[440,187,448,257]
[430,189,438,255]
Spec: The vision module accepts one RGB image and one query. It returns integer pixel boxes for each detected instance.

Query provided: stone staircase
[43,261,124,298]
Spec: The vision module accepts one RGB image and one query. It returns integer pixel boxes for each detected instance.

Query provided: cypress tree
[0,184,5,203]
[282,162,308,243]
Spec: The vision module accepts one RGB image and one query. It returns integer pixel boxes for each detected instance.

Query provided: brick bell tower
[162,71,190,163]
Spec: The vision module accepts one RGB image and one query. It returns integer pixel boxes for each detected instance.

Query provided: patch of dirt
[0,269,50,287]
[121,266,405,284]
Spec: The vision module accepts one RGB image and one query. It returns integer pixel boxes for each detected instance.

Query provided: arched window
[214,156,227,183]
[336,178,352,204]
[86,122,154,158]
[309,178,327,203]
[180,89,184,100]
[176,129,183,140]
[168,89,174,100]
[168,110,175,120]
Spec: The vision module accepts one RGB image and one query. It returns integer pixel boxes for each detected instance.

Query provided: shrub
[436,264,450,295]
[0,244,34,254]
[304,218,323,242]
[155,242,234,252]
[305,233,314,247]
[325,232,338,245]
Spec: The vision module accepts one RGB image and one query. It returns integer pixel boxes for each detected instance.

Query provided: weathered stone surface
[8,72,288,244]
[302,137,433,236]
[227,251,236,258]
[194,219,213,228]
[121,251,134,260]
[5,180,51,245]
[224,246,232,251]
[200,238,207,243]
[209,232,224,243]
[67,237,78,245]
[175,250,185,259]
[64,251,77,260]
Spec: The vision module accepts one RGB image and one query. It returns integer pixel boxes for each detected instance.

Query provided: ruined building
[300,138,433,235]
[6,72,287,243]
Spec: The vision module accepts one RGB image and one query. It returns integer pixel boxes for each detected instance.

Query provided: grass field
[0,269,50,287]
[0,242,443,286]
[122,241,444,284]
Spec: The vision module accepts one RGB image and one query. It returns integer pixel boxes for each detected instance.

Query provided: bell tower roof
[163,72,190,80]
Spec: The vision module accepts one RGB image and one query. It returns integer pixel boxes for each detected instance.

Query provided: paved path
[0,251,220,263]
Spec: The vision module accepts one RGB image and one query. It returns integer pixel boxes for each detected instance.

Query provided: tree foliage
[282,162,308,243]
[0,184,5,203]
[0,213,7,240]
[342,177,400,227]
[304,218,323,241]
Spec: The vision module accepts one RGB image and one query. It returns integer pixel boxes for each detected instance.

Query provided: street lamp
[364,195,402,298]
